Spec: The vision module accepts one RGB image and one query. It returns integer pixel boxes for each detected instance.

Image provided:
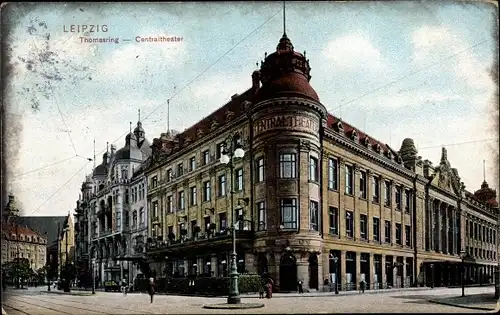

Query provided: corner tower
[250,31,327,292]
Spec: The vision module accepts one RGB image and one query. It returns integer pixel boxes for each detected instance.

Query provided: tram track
[4,293,154,314]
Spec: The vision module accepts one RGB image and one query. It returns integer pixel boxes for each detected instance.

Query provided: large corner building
[76,32,499,292]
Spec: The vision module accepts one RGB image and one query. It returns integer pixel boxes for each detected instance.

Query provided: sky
[3,1,499,217]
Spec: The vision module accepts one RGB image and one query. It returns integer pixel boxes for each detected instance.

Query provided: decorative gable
[224,110,235,121]
[431,147,462,196]
[210,120,219,131]
[196,129,204,138]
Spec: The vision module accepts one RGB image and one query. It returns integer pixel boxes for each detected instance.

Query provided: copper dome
[255,33,320,103]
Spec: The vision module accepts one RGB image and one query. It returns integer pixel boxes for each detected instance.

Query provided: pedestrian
[297,279,304,293]
[266,278,274,299]
[121,278,128,296]
[148,277,156,303]
[359,280,365,294]
[258,278,265,299]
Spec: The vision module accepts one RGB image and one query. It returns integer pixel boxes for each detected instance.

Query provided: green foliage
[157,274,262,296]
[1,259,35,283]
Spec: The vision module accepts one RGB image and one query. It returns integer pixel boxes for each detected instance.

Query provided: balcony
[145,220,254,254]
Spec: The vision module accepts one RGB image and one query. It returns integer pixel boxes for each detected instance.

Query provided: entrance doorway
[308,253,319,290]
[258,253,268,276]
[279,254,297,292]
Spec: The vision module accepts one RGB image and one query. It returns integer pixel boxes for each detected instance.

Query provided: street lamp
[219,132,245,305]
[460,250,466,297]
[430,264,434,289]
[329,253,339,294]
[92,258,96,294]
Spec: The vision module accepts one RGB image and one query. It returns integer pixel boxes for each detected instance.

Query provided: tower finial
[483,159,486,182]
[167,99,170,134]
[138,109,141,122]
[129,121,132,134]
[283,1,286,36]
[93,138,96,169]
[106,141,109,153]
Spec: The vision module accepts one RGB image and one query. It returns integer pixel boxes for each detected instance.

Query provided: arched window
[132,211,138,227]
[139,208,144,224]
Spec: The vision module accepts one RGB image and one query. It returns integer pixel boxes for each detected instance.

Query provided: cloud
[322,34,385,71]
[410,25,495,91]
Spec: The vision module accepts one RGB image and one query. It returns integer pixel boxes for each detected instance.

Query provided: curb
[43,290,95,296]
[203,303,265,309]
[428,299,497,311]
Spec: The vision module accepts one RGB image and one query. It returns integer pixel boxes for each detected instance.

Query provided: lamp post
[430,264,434,289]
[92,258,96,294]
[329,254,339,294]
[219,132,245,305]
[460,250,466,297]
[63,222,70,292]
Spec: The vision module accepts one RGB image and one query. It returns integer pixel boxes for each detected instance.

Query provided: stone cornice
[324,129,421,183]
[251,97,328,120]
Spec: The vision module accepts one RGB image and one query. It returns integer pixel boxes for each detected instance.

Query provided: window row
[327,158,412,212]
[328,207,412,246]
[156,170,245,213]
[466,219,497,244]
[466,246,497,260]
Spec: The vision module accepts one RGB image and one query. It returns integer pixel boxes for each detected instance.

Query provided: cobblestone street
[2,286,497,314]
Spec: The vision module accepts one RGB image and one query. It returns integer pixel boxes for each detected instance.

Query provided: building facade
[140,32,499,292]
[57,213,75,277]
[2,194,48,272]
[74,120,151,287]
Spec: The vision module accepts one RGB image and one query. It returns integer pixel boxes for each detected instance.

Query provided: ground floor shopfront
[420,260,498,287]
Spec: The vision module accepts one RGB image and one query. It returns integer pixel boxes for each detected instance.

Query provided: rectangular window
[203,181,211,202]
[189,157,196,172]
[279,153,296,178]
[166,169,172,182]
[235,168,244,191]
[257,202,266,231]
[178,191,185,210]
[309,201,319,231]
[216,143,224,159]
[404,189,411,213]
[190,186,197,206]
[203,150,210,165]
[395,187,402,210]
[395,223,402,245]
[309,157,318,182]
[218,175,226,197]
[405,225,411,247]
[191,220,197,237]
[116,212,121,230]
[219,213,227,230]
[360,214,367,240]
[359,171,367,199]
[345,165,353,195]
[167,196,173,213]
[329,207,338,235]
[256,158,265,182]
[345,210,354,238]
[328,158,338,190]
[151,176,158,188]
[372,176,380,203]
[373,217,380,242]
[280,198,298,229]
[153,201,158,218]
[168,226,174,237]
[384,181,391,206]
[385,220,391,243]
[176,163,183,177]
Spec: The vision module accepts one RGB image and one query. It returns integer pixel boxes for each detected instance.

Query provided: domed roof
[93,153,109,177]
[255,33,319,103]
[474,180,496,200]
[134,121,145,134]
[114,132,143,161]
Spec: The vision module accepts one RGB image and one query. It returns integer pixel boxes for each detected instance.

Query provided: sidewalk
[429,293,499,311]
[70,286,430,298]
